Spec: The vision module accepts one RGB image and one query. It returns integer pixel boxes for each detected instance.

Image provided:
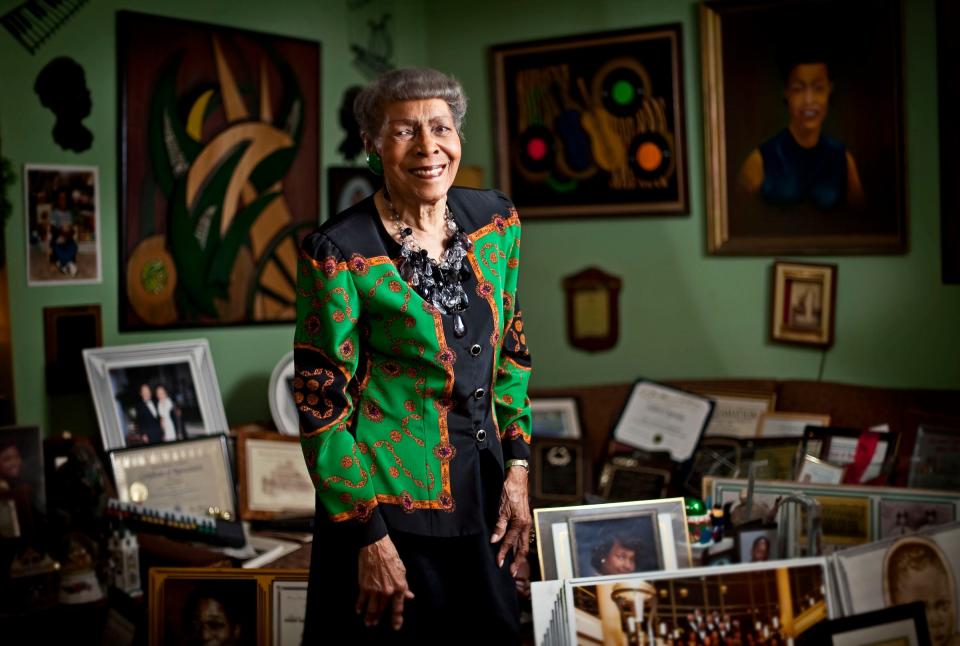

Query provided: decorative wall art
[939,0,960,283]
[701,0,905,254]
[117,11,320,330]
[491,24,688,217]
[33,57,93,153]
[771,261,836,347]
[327,166,380,219]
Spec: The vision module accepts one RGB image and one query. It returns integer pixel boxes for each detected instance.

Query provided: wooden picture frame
[491,24,688,218]
[701,0,906,255]
[696,389,776,438]
[23,163,102,285]
[149,567,308,646]
[562,267,622,352]
[117,10,321,330]
[771,261,837,347]
[43,304,102,395]
[236,429,314,520]
[83,339,228,450]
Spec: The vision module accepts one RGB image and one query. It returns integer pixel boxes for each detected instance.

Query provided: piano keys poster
[117,11,320,331]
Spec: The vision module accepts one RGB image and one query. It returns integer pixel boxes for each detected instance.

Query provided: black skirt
[301,452,521,645]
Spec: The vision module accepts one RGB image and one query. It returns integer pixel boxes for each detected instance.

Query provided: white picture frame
[530,397,582,439]
[83,339,228,451]
[24,163,102,286]
[268,351,298,437]
[271,579,309,646]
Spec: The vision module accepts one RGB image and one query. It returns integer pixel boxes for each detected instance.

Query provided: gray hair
[353,67,467,143]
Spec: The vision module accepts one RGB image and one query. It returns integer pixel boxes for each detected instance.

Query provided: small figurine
[710,504,726,542]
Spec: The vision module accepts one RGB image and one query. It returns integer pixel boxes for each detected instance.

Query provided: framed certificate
[698,391,776,438]
[109,435,236,518]
[757,412,830,438]
[237,430,315,520]
[611,380,714,462]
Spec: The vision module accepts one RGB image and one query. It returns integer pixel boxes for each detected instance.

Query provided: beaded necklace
[383,190,473,337]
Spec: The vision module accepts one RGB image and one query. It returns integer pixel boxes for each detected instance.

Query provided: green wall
[1,0,957,438]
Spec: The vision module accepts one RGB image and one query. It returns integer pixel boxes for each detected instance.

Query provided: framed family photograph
[491,24,688,218]
[568,511,662,577]
[268,351,297,437]
[534,497,692,581]
[771,261,837,347]
[530,397,582,440]
[236,430,314,520]
[701,0,906,254]
[83,339,228,451]
[118,11,320,330]
[24,163,101,285]
[149,567,308,646]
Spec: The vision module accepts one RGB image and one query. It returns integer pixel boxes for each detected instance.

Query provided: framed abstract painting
[118,11,320,330]
[491,24,688,218]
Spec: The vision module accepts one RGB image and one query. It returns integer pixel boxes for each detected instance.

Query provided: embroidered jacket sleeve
[493,193,532,461]
[294,231,387,547]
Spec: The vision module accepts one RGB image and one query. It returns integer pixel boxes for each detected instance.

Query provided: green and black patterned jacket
[294,187,532,546]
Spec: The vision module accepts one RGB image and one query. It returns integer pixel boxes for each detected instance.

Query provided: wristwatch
[505,459,529,470]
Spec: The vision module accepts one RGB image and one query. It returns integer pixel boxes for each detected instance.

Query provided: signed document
[110,436,235,516]
[613,381,714,461]
[245,438,315,514]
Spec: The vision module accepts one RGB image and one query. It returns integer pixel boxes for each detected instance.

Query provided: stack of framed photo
[539,558,834,644]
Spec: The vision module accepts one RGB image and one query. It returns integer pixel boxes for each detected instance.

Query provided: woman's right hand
[356,534,414,630]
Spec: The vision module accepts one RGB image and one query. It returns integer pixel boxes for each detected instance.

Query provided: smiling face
[784,63,832,135]
[600,538,637,575]
[371,98,461,209]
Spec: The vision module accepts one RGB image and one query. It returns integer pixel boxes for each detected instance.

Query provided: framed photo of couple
[701,0,906,255]
[83,339,228,451]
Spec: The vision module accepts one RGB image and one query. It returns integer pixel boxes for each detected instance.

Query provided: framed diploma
[757,411,830,438]
[797,455,845,485]
[697,391,776,438]
[109,435,236,518]
[532,438,586,504]
[237,430,315,520]
[611,380,714,462]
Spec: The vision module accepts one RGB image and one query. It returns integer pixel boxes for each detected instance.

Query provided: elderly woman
[295,67,533,642]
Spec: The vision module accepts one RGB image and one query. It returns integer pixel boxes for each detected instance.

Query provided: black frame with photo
[568,511,662,578]
[531,437,586,505]
[797,602,930,646]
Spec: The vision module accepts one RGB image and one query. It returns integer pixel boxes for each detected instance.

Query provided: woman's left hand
[490,465,532,578]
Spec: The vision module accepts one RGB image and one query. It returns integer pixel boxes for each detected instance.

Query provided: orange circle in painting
[126,234,178,326]
[636,142,663,171]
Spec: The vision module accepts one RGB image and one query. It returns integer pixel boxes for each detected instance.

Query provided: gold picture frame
[236,430,315,521]
[148,567,308,646]
[771,261,837,347]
